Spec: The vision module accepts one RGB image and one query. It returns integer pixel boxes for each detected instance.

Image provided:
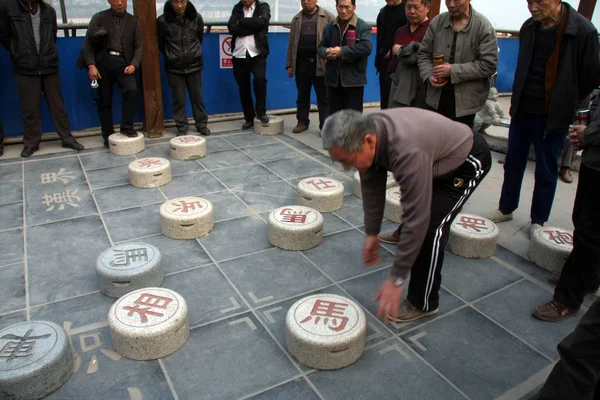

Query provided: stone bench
[352,170,397,199]
[96,242,163,298]
[129,157,172,188]
[170,135,207,160]
[286,293,366,370]
[0,321,73,400]
[447,213,499,259]
[297,177,344,212]
[254,115,284,136]
[528,226,573,273]
[160,196,214,240]
[108,132,145,156]
[108,287,189,360]
[383,187,403,224]
[268,206,324,251]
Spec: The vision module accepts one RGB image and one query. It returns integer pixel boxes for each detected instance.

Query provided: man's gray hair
[321,110,376,152]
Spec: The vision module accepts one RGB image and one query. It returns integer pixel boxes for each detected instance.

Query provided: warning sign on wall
[220,35,233,69]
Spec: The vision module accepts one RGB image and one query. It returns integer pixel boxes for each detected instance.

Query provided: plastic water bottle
[91,79,99,105]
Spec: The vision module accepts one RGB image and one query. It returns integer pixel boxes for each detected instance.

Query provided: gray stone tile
[0,163,22,183]
[322,213,353,235]
[340,268,465,333]
[202,191,252,222]
[25,182,97,227]
[86,165,131,189]
[27,216,110,306]
[302,230,394,281]
[263,157,331,180]
[225,133,278,148]
[400,307,552,400]
[80,151,136,171]
[160,171,226,199]
[206,137,235,153]
[199,149,256,170]
[0,310,26,330]
[247,378,319,400]
[93,184,165,213]
[199,215,272,261]
[124,234,212,275]
[442,252,523,302]
[210,164,282,189]
[221,249,332,307]
[23,154,84,185]
[30,292,113,329]
[333,198,364,226]
[162,314,297,400]
[103,204,161,243]
[474,279,581,360]
[309,339,466,400]
[0,180,22,204]
[0,202,23,230]
[495,245,554,287]
[169,158,206,177]
[0,228,24,266]
[255,286,393,360]
[163,265,248,327]
[242,143,305,163]
[139,143,171,158]
[0,263,25,314]
[233,191,296,214]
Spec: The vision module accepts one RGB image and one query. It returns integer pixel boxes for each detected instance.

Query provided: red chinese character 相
[122,293,173,323]
[456,216,488,233]
[299,299,350,332]
[176,136,202,143]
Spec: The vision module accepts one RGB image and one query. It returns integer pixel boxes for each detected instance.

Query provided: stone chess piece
[474,87,506,133]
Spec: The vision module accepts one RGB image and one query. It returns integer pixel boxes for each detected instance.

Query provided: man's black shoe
[0,147,4,157]
[242,121,254,130]
[258,114,269,124]
[62,141,85,151]
[21,146,39,158]
[103,140,109,149]
[122,131,138,138]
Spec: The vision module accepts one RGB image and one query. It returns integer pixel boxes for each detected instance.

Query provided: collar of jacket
[442,4,475,32]
[522,2,580,37]
[164,0,198,22]
[235,0,260,12]
[292,6,326,21]
[17,0,45,12]
[334,13,358,28]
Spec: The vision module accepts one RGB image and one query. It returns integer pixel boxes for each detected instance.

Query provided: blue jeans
[499,111,566,223]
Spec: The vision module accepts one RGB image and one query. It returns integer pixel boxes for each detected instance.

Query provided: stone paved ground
[0,111,597,399]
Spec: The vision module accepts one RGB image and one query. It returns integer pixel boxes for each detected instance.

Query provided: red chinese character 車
[280,208,312,224]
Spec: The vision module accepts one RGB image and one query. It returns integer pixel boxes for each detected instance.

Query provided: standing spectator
[486,0,600,232]
[83,0,144,149]
[0,0,84,157]
[158,0,211,136]
[386,0,430,110]
[318,0,372,115]
[286,0,334,133]
[375,0,406,110]
[417,0,497,128]
[227,0,271,130]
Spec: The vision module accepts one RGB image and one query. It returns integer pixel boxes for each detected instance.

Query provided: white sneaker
[484,209,513,223]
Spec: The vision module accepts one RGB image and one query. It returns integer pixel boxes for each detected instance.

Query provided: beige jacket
[286,6,335,77]
[418,6,498,117]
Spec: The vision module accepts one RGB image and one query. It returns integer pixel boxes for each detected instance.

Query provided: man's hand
[392,44,402,56]
[433,63,451,78]
[374,278,403,323]
[326,46,342,59]
[287,67,293,78]
[124,65,136,75]
[429,75,447,88]
[568,125,586,150]
[363,235,380,267]
[88,65,101,80]
[385,50,390,59]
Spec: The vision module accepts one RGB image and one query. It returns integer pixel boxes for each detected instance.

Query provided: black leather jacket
[227,0,270,57]
[0,0,60,75]
[157,1,205,74]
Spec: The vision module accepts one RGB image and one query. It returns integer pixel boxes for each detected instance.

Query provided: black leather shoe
[21,146,39,158]
[242,121,253,130]
[258,114,269,124]
[122,131,138,138]
[103,140,109,149]
[198,127,211,136]
[62,141,84,151]
[0,146,4,157]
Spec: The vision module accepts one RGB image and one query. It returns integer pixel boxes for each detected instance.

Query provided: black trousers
[166,70,208,133]
[295,58,329,130]
[554,164,600,309]
[378,59,391,110]
[232,54,267,122]
[328,84,364,116]
[0,120,4,152]
[15,73,76,148]
[537,297,600,400]
[429,88,476,129]
[406,132,492,311]
[97,54,138,139]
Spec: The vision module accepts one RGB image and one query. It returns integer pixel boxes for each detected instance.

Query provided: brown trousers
[15,73,75,148]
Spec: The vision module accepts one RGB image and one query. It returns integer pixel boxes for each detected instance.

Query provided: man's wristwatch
[393,276,405,287]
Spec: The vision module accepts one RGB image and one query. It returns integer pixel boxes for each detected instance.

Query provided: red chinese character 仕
[279,208,312,224]
[122,293,173,323]
[137,159,163,168]
[170,200,204,213]
[544,230,573,246]
[304,179,336,190]
[176,136,202,143]
[456,216,488,233]
[299,299,350,332]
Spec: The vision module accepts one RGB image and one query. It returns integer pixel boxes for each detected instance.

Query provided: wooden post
[429,0,441,18]
[578,0,597,20]
[132,0,164,138]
